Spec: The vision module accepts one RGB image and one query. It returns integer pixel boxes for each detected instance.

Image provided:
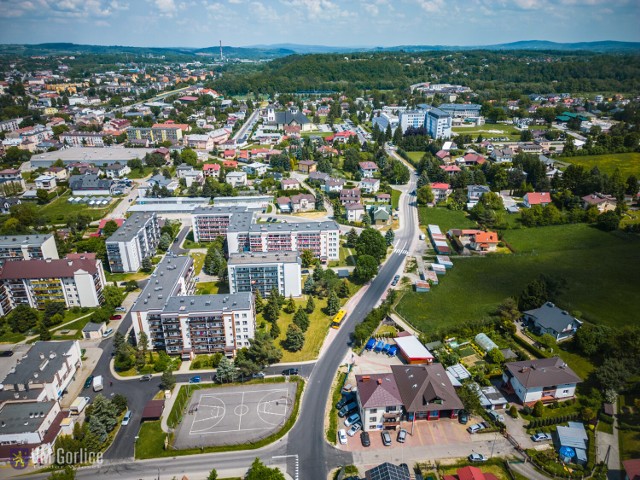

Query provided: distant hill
[1,40,638,59]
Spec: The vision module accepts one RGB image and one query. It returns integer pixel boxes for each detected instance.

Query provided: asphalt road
[26,162,419,479]
[232,108,260,141]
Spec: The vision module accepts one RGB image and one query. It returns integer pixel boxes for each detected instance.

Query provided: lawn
[396,223,639,337]
[452,122,524,140]
[418,206,477,233]
[195,281,229,295]
[390,188,401,209]
[562,152,640,177]
[619,391,640,461]
[440,461,512,480]
[190,252,206,275]
[40,191,117,224]
[260,281,360,362]
[405,151,425,163]
[105,271,148,284]
[329,245,356,268]
[127,166,155,179]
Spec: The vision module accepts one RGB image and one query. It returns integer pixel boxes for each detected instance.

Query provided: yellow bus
[331,309,347,329]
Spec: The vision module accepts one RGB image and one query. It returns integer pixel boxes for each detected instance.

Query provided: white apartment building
[228,251,302,298]
[372,112,399,133]
[106,212,160,273]
[59,132,105,147]
[425,108,452,139]
[0,234,59,266]
[0,340,83,402]
[191,206,253,243]
[0,254,106,315]
[399,110,427,134]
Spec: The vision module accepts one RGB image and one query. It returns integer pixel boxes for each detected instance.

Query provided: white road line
[238,391,245,431]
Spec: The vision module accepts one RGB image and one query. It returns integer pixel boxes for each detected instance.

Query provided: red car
[110,314,122,320]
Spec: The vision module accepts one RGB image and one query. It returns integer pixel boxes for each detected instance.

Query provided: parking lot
[173,383,297,448]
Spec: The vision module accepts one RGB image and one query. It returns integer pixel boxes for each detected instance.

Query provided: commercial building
[0,401,62,446]
[191,206,253,243]
[59,132,105,147]
[0,340,82,403]
[227,219,340,262]
[425,107,452,139]
[106,212,161,273]
[438,103,482,118]
[128,196,210,215]
[372,112,399,133]
[30,147,155,168]
[145,293,255,357]
[212,195,273,210]
[0,234,59,266]
[228,252,301,298]
[0,254,105,315]
[130,255,195,350]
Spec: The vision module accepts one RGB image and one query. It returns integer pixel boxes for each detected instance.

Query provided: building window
[370,408,377,413]
[369,417,377,422]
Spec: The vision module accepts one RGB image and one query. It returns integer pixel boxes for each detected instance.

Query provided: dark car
[336,393,355,410]
[360,431,370,447]
[0,350,13,357]
[458,410,469,425]
[189,376,201,384]
[282,368,299,376]
[110,314,122,320]
[83,375,94,389]
[391,275,400,286]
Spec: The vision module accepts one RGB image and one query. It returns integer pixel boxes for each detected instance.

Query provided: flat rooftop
[31,147,155,165]
[229,219,339,233]
[132,255,193,312]
[0,401,57,435]
[229,251,300,265]
[106,212,156,243]
[0,234,53,248]
[161,293,252,314]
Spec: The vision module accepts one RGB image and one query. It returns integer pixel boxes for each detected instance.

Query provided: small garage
[394,334,434,365]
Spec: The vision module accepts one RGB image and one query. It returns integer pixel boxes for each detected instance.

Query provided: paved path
[597,397,622,480]
[19,311,95,344]
[509,460,552,480]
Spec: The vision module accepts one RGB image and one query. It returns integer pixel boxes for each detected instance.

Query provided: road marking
[272,455,299,480]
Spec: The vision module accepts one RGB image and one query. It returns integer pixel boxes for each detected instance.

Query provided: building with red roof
[470,231,499,252]
[440,165,462,174]
[623,459,640,480]
[430,182,452,202]
[443,466,499,480]
[202,163,221,177]
[359,161,379,178]
[523,192,552,208]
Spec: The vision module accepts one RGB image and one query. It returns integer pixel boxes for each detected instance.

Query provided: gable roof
[391,364,463,413]
[623,459,640,480]
[69,174,112,191]
[473,231,499,244]
[505,357,582,388]
[356,373,402,408]
[0,254,99,280]
[273,111,310,126]
[359,161,378,170]
[525,192,551,205]
[524,302,581,332]
[365,462,410,480]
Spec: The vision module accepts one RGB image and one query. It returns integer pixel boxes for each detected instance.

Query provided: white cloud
[416,0,444,13]
[153,0,177,16]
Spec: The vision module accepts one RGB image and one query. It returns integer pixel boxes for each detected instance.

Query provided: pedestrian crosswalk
[393,248,409,256]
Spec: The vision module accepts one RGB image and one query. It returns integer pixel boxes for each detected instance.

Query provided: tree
[457,383,484,415]
[354,254,378,282]
[326,290,340,316]
[303,275,315,294]
[346,228,359,247]
[254,289,264,313]
[300,249,316,268]
[283,324,305,352]
[356,228,387,263]
[305,295,315,313]
[207,469,218,480]
[36,189,49,205]
[102,220,120,238]
[487,348,505,364]
[160,370,176,390]
[385,229,395,246]
[293,307,310,332]
[538,333,557,351]
[38,320,52,341]
[269,321,280,339]
[216,356,236,383]
[596,358,629,393]
[7,305,40,333]
[417,185,435,205]
[338,279,350,298]
[284,295,296,314]
[141,257,153,272]
[532,401,544,418]
[508,405,518,418]
[158,233,172,251]
[245,458,285,480]
[596,210,621,231]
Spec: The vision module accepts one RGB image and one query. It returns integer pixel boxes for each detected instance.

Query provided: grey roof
[162,293,252,314]
[1,341,76,386]
[557,421,588,451]
[132,255,193,312]
[356,374,402,408]
[0,401,57,435]
[273,111,310,126]
[230,219,339,234]
[82,322,104,332]
[106,212,156,243]
[438,103,482,112]
[504,357,582,388]
[69,174,112,191]
[391,363,463,413]
[365,462,411,480]
[427,107,451,119]
[104,163,127,171]
[31,147,155,165]
[525,302,581,333]
[147,174,174,187]
[229,251,300,265]
[0,234,53,248]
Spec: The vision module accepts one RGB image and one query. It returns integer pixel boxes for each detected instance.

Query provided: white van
[488,410,505,423]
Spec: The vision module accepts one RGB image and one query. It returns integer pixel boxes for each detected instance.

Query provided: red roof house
[523,192,551,208]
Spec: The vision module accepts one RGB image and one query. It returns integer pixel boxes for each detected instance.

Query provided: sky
[0,0,638,48]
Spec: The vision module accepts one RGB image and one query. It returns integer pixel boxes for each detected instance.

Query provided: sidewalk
[597,396,622,480]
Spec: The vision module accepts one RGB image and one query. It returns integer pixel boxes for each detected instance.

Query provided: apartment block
[191,206,254,243]
[425,107,452,139]
[399,110,427,134]
[106,212,161,272]
[126,125,183,143]
[228,251,301,298]
[0,234,59,266]
[0,254,106,315]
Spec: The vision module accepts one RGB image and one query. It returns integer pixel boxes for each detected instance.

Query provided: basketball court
[173,382,297,448]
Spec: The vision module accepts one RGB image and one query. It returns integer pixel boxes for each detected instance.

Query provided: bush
[509,405,519,418]
[533,401,544,418]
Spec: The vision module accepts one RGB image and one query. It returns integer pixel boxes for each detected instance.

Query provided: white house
[242,162,269,176]
[345,203,366,222]
[35,175,57,191]
[523,192,552,208]
[359,161,379,178]
[359,178,380,194]
[104,163,131,179]
[226,171,248,188]
[502,357,582,405]
[281,178,300,191]
[355,373,403,431]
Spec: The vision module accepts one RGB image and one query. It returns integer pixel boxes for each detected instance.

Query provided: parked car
[458,410,469,424]
[468,453,487,462]
[532,432,552,442]
[121,410,132,426]
[467,422,487,434]
[115,307,126,312]
[347,423,362,437]
[0,351,13,357]
[344,413,360,427]
[110,315,122,320]
[252,372,265,379]
[360,431,370,447]
[189,376,201,384]
[391,275,401,286]
[381,430,392,446]
[338,429,348,445]
[83,375,94,389]
[139,374,152,382]
[488,410,505,423]
[397,428,407,443]
[336,393,355,410]
[338,402,358,418]
[102,328,114,337]
[282,368,299,376]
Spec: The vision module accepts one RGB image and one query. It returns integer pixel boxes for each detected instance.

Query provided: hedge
[526,412,580,429]
[512,334,551,359]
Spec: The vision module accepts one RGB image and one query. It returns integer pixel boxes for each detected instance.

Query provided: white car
[532,432,552,442]
[338,429,348,445]
[468,453,487,462]
[347,423,362,437]
[121,410,132,426]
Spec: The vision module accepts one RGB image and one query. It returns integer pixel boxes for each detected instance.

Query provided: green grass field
[396,223,639,336]
[391,189,401,209]
[195,281,229,295]
[562,152,640,177]
[405,151,425,163]
[40,191,117,223]
[452,122,525,140]
[190,252,205,275]
[418,207,477,233]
